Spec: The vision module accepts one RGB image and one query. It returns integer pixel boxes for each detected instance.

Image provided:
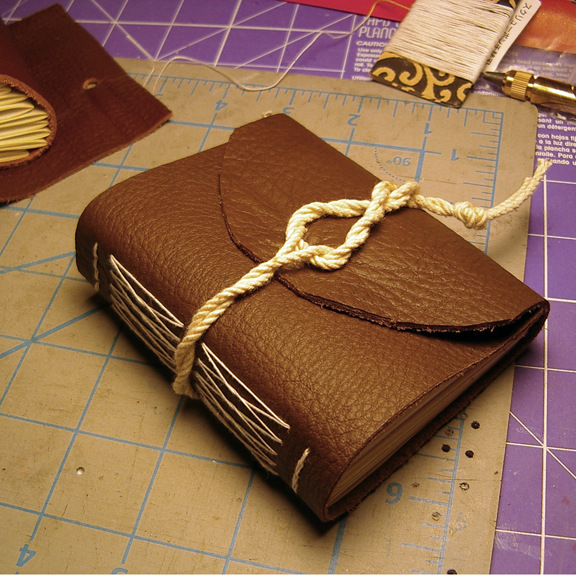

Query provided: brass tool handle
[502,70,576,116]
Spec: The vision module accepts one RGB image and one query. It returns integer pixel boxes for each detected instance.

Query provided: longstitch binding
[195,343,290,475]
[108,253,182,370]
[101,248,290,476]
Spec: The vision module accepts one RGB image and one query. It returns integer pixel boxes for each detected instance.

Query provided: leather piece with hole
[75,114,549,522]
[0,4,171,202]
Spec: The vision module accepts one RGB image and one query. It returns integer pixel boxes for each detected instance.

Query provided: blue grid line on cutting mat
[2,0,576,573]
[27,327,125,542]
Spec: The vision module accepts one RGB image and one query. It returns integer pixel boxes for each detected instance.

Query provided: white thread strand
[109,255,183,329]
[109,297,177,368]
[200,343,289,431]
[172,159,552,395]
[146,0,408,93]
[107,255,184,370]
[387,0,514,82]
[193,369,280,473]
[292,448,311,493]
[195,363,283,445]
[193,342,290,474]
[108,273,181,347]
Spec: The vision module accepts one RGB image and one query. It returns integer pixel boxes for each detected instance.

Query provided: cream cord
[172,159,552,396]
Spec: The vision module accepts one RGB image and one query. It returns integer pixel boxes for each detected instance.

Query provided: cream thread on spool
[370,0,520,106]
[385,0,515,83]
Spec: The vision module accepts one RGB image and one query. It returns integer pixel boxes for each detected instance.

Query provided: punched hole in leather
[83,79,99,90]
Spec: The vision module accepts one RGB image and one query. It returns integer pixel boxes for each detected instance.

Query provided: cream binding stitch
[172,159,552,398]
[101,247,290,476]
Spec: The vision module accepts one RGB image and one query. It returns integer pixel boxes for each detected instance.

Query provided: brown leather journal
[0,4,171,202]
[75,114,549,522]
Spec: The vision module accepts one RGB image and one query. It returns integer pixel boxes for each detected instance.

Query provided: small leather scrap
[370,51,473,107]
[76,114,548,522]
[0,16,57,167]
[0,4,171,202]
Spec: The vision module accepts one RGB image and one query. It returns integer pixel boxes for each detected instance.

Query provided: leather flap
[220,114,543,332]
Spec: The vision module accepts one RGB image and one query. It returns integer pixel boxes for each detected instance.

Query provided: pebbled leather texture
[220,117,545,330]
[0,4,171,202]
[76,114,549,522]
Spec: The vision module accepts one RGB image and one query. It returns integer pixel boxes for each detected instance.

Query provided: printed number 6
[385,482,402,504]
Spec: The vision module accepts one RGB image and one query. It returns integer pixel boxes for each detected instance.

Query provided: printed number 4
[17,544,36,567]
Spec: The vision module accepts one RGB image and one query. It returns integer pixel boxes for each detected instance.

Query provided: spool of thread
[371,0,516,107]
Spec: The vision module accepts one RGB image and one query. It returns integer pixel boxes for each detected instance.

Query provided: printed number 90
[385,482,403,504]
[391,156,411,166]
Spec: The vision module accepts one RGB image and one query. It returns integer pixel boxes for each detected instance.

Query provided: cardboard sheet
[0,59,539,573]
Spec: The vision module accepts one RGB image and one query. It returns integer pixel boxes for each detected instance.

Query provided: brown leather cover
[75,114,549,522]
[0,4,171,202]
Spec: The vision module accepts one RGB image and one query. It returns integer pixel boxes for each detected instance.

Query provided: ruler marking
[344,127,356,156]
[409,497,449,506]
[417,453,456,462]
[402,543,442,553]
[421,522,447,528]
[467,156,497,163]
[464,181,493,188]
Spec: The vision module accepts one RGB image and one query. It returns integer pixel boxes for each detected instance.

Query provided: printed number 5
[385,482,403,504]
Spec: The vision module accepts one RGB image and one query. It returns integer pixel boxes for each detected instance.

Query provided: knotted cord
[172,159,552,396]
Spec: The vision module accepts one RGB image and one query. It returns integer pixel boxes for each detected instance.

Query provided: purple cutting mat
[2,1,575,573]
